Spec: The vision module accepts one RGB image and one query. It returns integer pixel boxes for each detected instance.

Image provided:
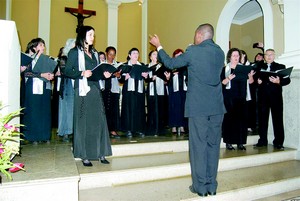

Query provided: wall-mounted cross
[65,0,96,33]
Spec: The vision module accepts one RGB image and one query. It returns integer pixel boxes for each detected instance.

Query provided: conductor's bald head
[194,23,214,45]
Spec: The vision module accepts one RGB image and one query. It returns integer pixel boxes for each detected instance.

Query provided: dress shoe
[136,132,145,138]
[100,157,110,164]
[189,185,196,194]
[63,135,69,142]
[253,143,267,147]
[226,144,235,150]
[179,127,185,134]
[82,159,93,167]
[126,131,132,138]
[208,191,216,196]
[274,145,284,150]
[197,193,208,197]
[237,144,246,150]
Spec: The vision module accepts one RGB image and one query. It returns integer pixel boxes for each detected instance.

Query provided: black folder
[233,64,253,81]
[129,64,150,80]
[259,66,293,81]
[32,54,58,73]
[89,63,118,81]
[117,64,132,74]
[151,64,172,82]
[21,52,33,66]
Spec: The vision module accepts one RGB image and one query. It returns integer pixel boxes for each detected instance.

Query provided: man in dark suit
[150,23,226,197]
[254,49,291,150]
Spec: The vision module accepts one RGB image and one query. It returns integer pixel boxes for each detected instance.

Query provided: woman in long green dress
[65,26,112,166]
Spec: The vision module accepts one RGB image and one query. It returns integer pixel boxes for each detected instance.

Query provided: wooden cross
[65,0,96,33]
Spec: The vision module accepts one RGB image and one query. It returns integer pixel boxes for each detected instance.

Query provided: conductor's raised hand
[149,34,161,48]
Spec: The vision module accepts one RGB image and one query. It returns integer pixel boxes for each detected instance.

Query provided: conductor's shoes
[189,185,196,194]
[208,191,216,196]
[198,193,208,197]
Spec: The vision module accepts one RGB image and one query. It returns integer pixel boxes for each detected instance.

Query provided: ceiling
[232,0,263,25]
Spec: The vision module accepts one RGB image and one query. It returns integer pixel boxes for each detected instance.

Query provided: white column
[105,0,147,62]
[38,0,51,55]
[105,0,121,49]
[278,0,300,66]
[5,0,12,20]
[276,0,300,159]
[141,0,148,63]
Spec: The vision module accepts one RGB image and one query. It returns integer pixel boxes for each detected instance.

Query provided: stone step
[111,135,259,157]
[77,144,297,190]
[79,160,300,201]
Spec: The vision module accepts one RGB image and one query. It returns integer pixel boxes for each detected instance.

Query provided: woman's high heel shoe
[82,159,93,167]
[100,156,110,164]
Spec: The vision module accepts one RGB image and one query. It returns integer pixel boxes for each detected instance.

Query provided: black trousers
[258,91,284,146]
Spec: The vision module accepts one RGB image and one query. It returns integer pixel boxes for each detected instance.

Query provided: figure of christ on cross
[65,0,96,33]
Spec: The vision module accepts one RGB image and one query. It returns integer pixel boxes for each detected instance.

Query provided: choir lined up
[20,35,290,155]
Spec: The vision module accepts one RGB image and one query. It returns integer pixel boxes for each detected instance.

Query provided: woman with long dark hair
[65,26,112,166]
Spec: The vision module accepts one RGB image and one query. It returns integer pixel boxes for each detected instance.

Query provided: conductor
[149,23,226,197]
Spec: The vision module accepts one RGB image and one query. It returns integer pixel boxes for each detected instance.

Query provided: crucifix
[65,0,96,33]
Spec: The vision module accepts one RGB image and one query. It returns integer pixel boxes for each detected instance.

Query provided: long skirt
[73,84,112,160]
[58,78,74,136]
[23,78,52,142]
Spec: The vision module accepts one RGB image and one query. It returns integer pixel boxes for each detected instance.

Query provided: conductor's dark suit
[257,61,290,147]
[158,39,226,194]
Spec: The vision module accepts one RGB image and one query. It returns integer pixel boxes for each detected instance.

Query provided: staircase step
[78,145,297,190]
[79,160,300,201]
[111,135,259,157]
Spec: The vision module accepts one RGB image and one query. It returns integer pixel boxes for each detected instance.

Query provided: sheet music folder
[89,63,119,81]
[150,64,171,81]
[233,64,253,81]
[21,52,33,66]
[259,66,293,80]
[129,64,149,80]
[32,54,57,73]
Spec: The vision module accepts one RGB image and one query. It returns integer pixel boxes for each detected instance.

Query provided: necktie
[266,63,271,71]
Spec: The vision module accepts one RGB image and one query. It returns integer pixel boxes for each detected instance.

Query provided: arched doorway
[216,0,274,57]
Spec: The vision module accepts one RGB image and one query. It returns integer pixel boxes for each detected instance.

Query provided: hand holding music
[141,72,149,79]
[20,66,27,73]
[82,70,92,78]
[125,73,131,80]
[248,70,255,84]
[164,71,171,81]
[228,73,236,81]
[41,72,54,81]
[257,78,262,85]
[269,76,280,84]
[113,69,122,78]
[103,71,112,79]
